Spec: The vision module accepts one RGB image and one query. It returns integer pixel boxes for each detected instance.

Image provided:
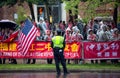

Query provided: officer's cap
[56,29,62,35]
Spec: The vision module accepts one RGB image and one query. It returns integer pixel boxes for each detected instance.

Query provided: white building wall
[61,3,66,22]
[33,4,38,23]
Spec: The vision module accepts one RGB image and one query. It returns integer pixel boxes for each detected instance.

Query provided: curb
[0,69,120,73]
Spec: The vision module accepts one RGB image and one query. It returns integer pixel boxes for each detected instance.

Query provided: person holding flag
[3,28,18,64]
[17,18,38,57]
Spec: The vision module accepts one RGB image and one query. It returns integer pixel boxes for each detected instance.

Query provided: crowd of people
[0,27,17,64]
[35,18,120,64]
[36,18,120,43]
[0,18,120,64]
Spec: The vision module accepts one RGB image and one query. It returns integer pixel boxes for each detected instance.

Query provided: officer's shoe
[64,72,70,76]
[56,73,61,78]
[31,62,35,64]
[56,74,60,78]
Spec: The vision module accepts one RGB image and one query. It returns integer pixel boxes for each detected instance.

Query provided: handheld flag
[17,19,38,56]
[3,30,19,42]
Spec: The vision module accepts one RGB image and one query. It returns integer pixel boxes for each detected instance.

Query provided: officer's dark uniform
[0,59,2,64]
[51,30,69,77]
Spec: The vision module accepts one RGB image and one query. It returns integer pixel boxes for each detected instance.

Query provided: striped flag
[17,19,38,56]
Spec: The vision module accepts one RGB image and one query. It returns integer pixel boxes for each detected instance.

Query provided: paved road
[0,72,120,78]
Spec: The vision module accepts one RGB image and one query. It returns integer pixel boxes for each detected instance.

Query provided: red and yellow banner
[0,41,81,59]
[1,41,120,59]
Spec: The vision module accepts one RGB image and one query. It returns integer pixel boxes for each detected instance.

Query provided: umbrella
[0,19,17,30]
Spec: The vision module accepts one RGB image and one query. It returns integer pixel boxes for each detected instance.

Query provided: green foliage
[5,0,17,6]
[0,0,17,7]
[62,0,80,16]
[26,0,41,4]
[0,0,42,7]
[118,12,120,22]
[62,0,120,23]
[80,0,120,22]
[0,0,5,7]
[82,18,89,24]
[15,6,27,25]
[0,0,42,23]
[83,0,101,21]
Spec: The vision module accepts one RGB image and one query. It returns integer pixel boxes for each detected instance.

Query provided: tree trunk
[44,2,49,21]
[113,4,118,26]
[28,2,35,20]
[69,10,73,22]
[74,5,78,24]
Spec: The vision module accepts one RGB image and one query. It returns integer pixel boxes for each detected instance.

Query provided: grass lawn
[0,63,120,71]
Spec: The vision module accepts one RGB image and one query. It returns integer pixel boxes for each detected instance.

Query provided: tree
[0,0,62,23]
[84,0,120,26]
[15,6,27,24]
[0,0,41,21]
[62,0,120,25]
[62,0,80,22]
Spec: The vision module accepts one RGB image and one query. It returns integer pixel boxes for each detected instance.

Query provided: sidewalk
[0,68,120,73]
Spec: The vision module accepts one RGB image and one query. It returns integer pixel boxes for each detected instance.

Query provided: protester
[27,19,37,64]
[73,27,84,64]
[44,30,52,41]
[51,29,69,78]
[19,20,27,64]
[0,28,5,40]
[37,19,47,40]
[71,26,83,41]
[67,20,73,30]
[32,19,37,27]
[111,28,120,41]
[27,59,36,64]
[87,29,97,41]
[83,24,88,40]
[111,28,120,64]
[0,28,4,64]
[65,27,72,64]
[8,29,17,64]
[87,29,98,64]
[1,28,17,64]
[45,19,50,30]
[63,21,67,29]
[97,25,110,42]
[75,29,84,41]
[65,27,71,42]
[88,18,94,29]
[93,20,100,34]
[106,25,114,40]
[77,20,84,37]
[97,25,111,63]
[44,30,53,64]
[2,28,11,64]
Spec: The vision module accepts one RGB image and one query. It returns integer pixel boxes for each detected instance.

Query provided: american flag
[17,19,38,56]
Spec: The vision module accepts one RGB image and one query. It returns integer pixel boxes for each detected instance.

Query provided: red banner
[83,41,120,59]
[0,41,81,59]
[1,41,120,59]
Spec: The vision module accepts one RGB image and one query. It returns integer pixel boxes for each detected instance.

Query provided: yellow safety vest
[52,36,64,48]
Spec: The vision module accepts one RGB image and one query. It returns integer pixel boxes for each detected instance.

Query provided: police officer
[0,59,2,64]
[51,29,69,78]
